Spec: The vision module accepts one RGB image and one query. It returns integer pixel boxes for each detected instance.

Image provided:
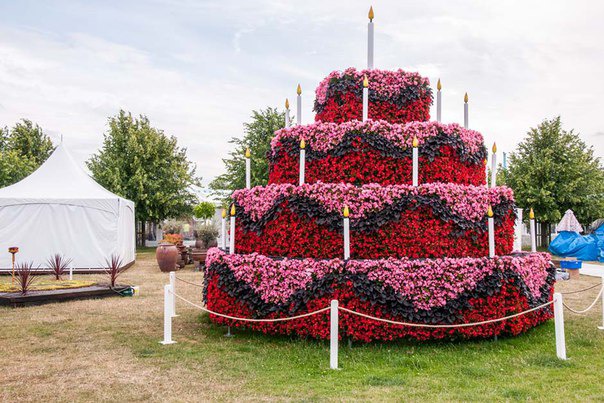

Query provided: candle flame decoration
[221,208,227,219]
[245,148,251,158]
[483,158,488,166]
[363,75,369,88]
[437,78,442,91]
[343,205,350,218]
[492,142,497,153]
[300,139,306,149]
[412,136,419,148]
[368,6,374,21]
[487,205,494,218]
[297,84,302,95]
[230,204,236,216]
[464,92,468,103]
[285,98,289,109]
[529,208,535,220]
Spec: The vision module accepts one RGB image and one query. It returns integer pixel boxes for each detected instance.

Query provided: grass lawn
[1,249,604,401]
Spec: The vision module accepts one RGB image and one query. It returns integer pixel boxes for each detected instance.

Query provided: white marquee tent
[0,144,135,272]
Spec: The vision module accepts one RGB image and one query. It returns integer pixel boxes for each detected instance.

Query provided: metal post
[160,284,176,345]
[553,292,566,360]
[169,272,177,317]
[598,274,604,330]
[330,300,339,370]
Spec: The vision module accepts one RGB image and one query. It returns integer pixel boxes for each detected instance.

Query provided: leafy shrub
[193,201,216,220]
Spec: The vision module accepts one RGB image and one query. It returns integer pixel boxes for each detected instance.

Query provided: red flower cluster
[205,275,553,342]
[269,143,485,186]
[315,92,431,124]
[235,203,515,259]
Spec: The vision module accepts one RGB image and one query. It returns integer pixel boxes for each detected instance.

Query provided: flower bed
[204,249,555,342]
[231,183,516,259]
[314,68,432,124]
[268,120,487,185]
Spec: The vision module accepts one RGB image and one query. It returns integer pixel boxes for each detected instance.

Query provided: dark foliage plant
[105,255,123,288]
[16,261,37,294]
[46,254,73,281]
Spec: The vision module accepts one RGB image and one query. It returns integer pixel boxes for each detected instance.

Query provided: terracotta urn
[156,243,179,272]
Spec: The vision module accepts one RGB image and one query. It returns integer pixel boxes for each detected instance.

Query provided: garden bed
[0,284,132,307]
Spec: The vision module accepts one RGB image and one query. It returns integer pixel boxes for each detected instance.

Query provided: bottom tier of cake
[204,248,555,342]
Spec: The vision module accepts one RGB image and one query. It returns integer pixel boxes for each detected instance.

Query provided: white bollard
[598,274,604,331]
[69,266,73,281]
[330,300,339,370]
[169,272,177,317]
[553,292,566,360]
[160,284,176,345]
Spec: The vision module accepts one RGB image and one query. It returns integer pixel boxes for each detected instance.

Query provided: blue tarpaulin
[549,222,604,262]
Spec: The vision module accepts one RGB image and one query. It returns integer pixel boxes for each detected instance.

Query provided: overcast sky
[0,0,602,185]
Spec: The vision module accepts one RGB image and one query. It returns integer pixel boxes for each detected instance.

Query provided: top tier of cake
[314,68,432,124]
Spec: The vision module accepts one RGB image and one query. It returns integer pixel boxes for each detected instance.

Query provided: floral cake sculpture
[204,11,555,343]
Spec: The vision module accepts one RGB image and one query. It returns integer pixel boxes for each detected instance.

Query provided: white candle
[515,208,523,252]
[464,92,469,129]
[343,206,350,260]
[436,79,442,122]
[299,139,306,185]
[229,205,236,254]
[245,148,251,189]
[367,7,374,69]
[490,143,497,188]
[488,206,495,257]
[296,84,302,125]
[362,75,369,122]
[221,209,227,249]
[285,98,291,128]
[412,137,419,186]
[484,158,489,188]
[530,208,536,252]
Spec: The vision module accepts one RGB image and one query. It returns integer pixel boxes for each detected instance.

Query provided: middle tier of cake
[268,120,488,186]
[232,182,516,259]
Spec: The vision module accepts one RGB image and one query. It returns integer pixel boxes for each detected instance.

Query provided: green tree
[193,201,216,220]
[504,117,604,244]
[87,110,200,244]
[0,120,55,188]
[210,107,285,202]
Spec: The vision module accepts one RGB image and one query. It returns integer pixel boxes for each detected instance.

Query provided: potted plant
[191,223,218,266]
[156,233,183,272]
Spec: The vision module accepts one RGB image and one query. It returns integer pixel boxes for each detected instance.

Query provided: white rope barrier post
[436,79,442,122]
[487,206,495,257]
[529,208,537,252]
[229,205,236,254]
[514,208,523,251]
[599,274,604,331]
[299,139,306,185]
[169,271,177,317]
[412,137,419,186]
[553,292,567,360]
[330,300,339,370]
[160,284,176,345]
[343,206,350,260]
[69,266,73,281]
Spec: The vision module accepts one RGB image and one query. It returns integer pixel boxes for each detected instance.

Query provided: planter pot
[191,249,208,264]
[195,239,204,249]
[156,243,179,272]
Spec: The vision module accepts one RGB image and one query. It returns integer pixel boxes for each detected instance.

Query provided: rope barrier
[170,290,330,322]
[561,283,601,295]
[174,276,204,288]
[338,302,554,328]
[562,286,604,315]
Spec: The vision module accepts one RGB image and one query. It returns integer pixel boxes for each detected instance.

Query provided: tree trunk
[540,222,549,249]
[138,220,146,247]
